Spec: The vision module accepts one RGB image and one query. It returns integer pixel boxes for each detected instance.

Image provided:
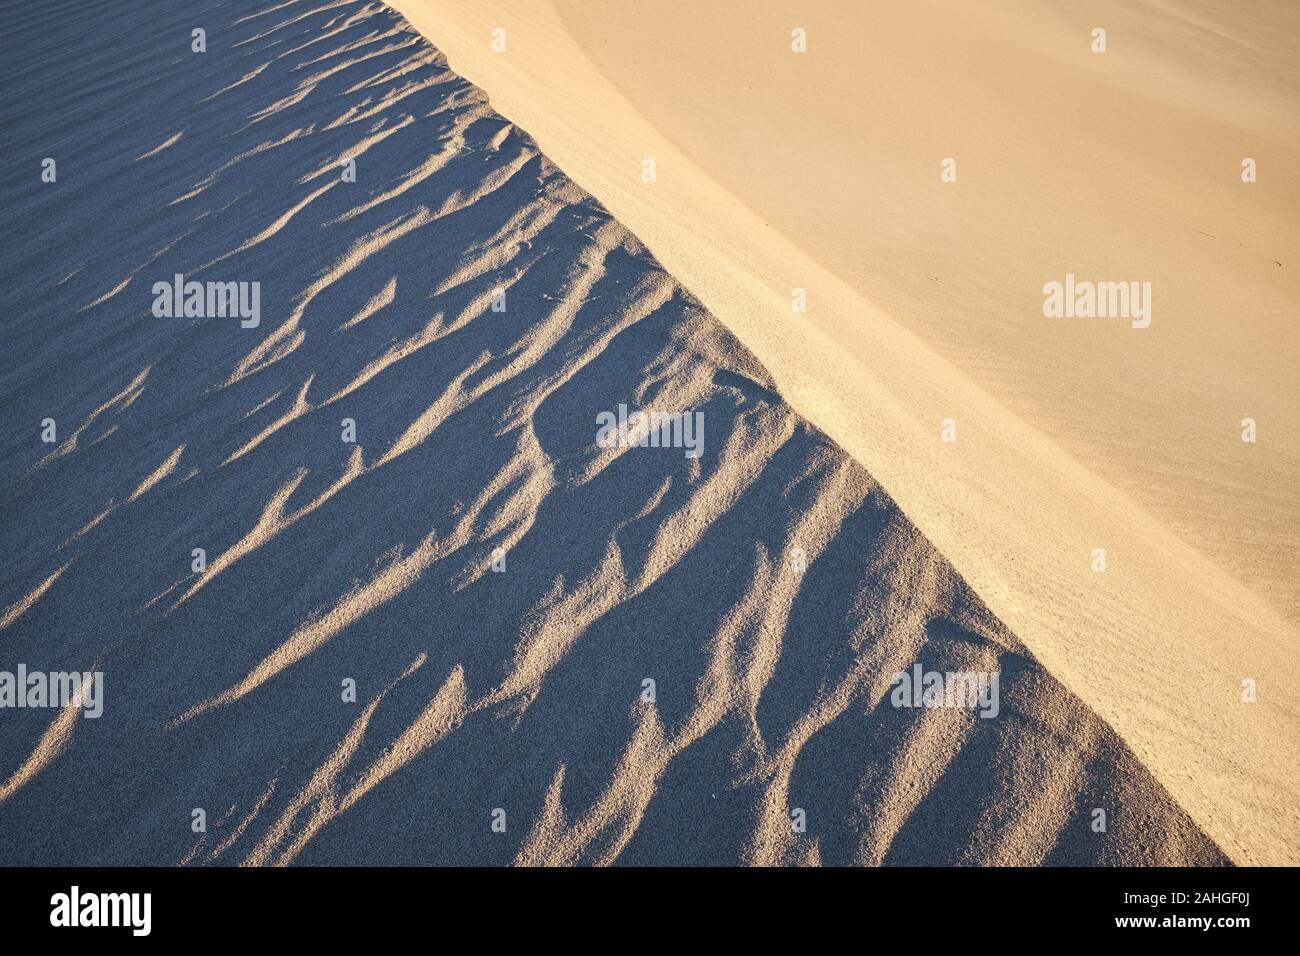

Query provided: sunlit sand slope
[389,0,1300,865]
[0,0,1225,865]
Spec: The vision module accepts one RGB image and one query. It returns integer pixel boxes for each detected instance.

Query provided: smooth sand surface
[387,0,1300,864]
[0,0,1233,864]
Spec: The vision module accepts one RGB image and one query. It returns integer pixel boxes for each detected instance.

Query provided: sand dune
[0,0,1238,864]
[387,0,1300,865]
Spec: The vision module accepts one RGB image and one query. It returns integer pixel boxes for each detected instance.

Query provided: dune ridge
[387,0,1300,865]
[0,0,1242,865]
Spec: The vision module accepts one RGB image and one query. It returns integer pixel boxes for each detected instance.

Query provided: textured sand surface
[389,0,1300,865]
[0,0,1232,865]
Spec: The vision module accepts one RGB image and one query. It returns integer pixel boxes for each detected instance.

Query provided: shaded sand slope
[0,0,1223,865]
[390,0,1300,865]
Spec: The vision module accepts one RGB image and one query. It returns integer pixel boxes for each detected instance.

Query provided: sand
[386,0,1300,865]
[0,0,1288,865]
